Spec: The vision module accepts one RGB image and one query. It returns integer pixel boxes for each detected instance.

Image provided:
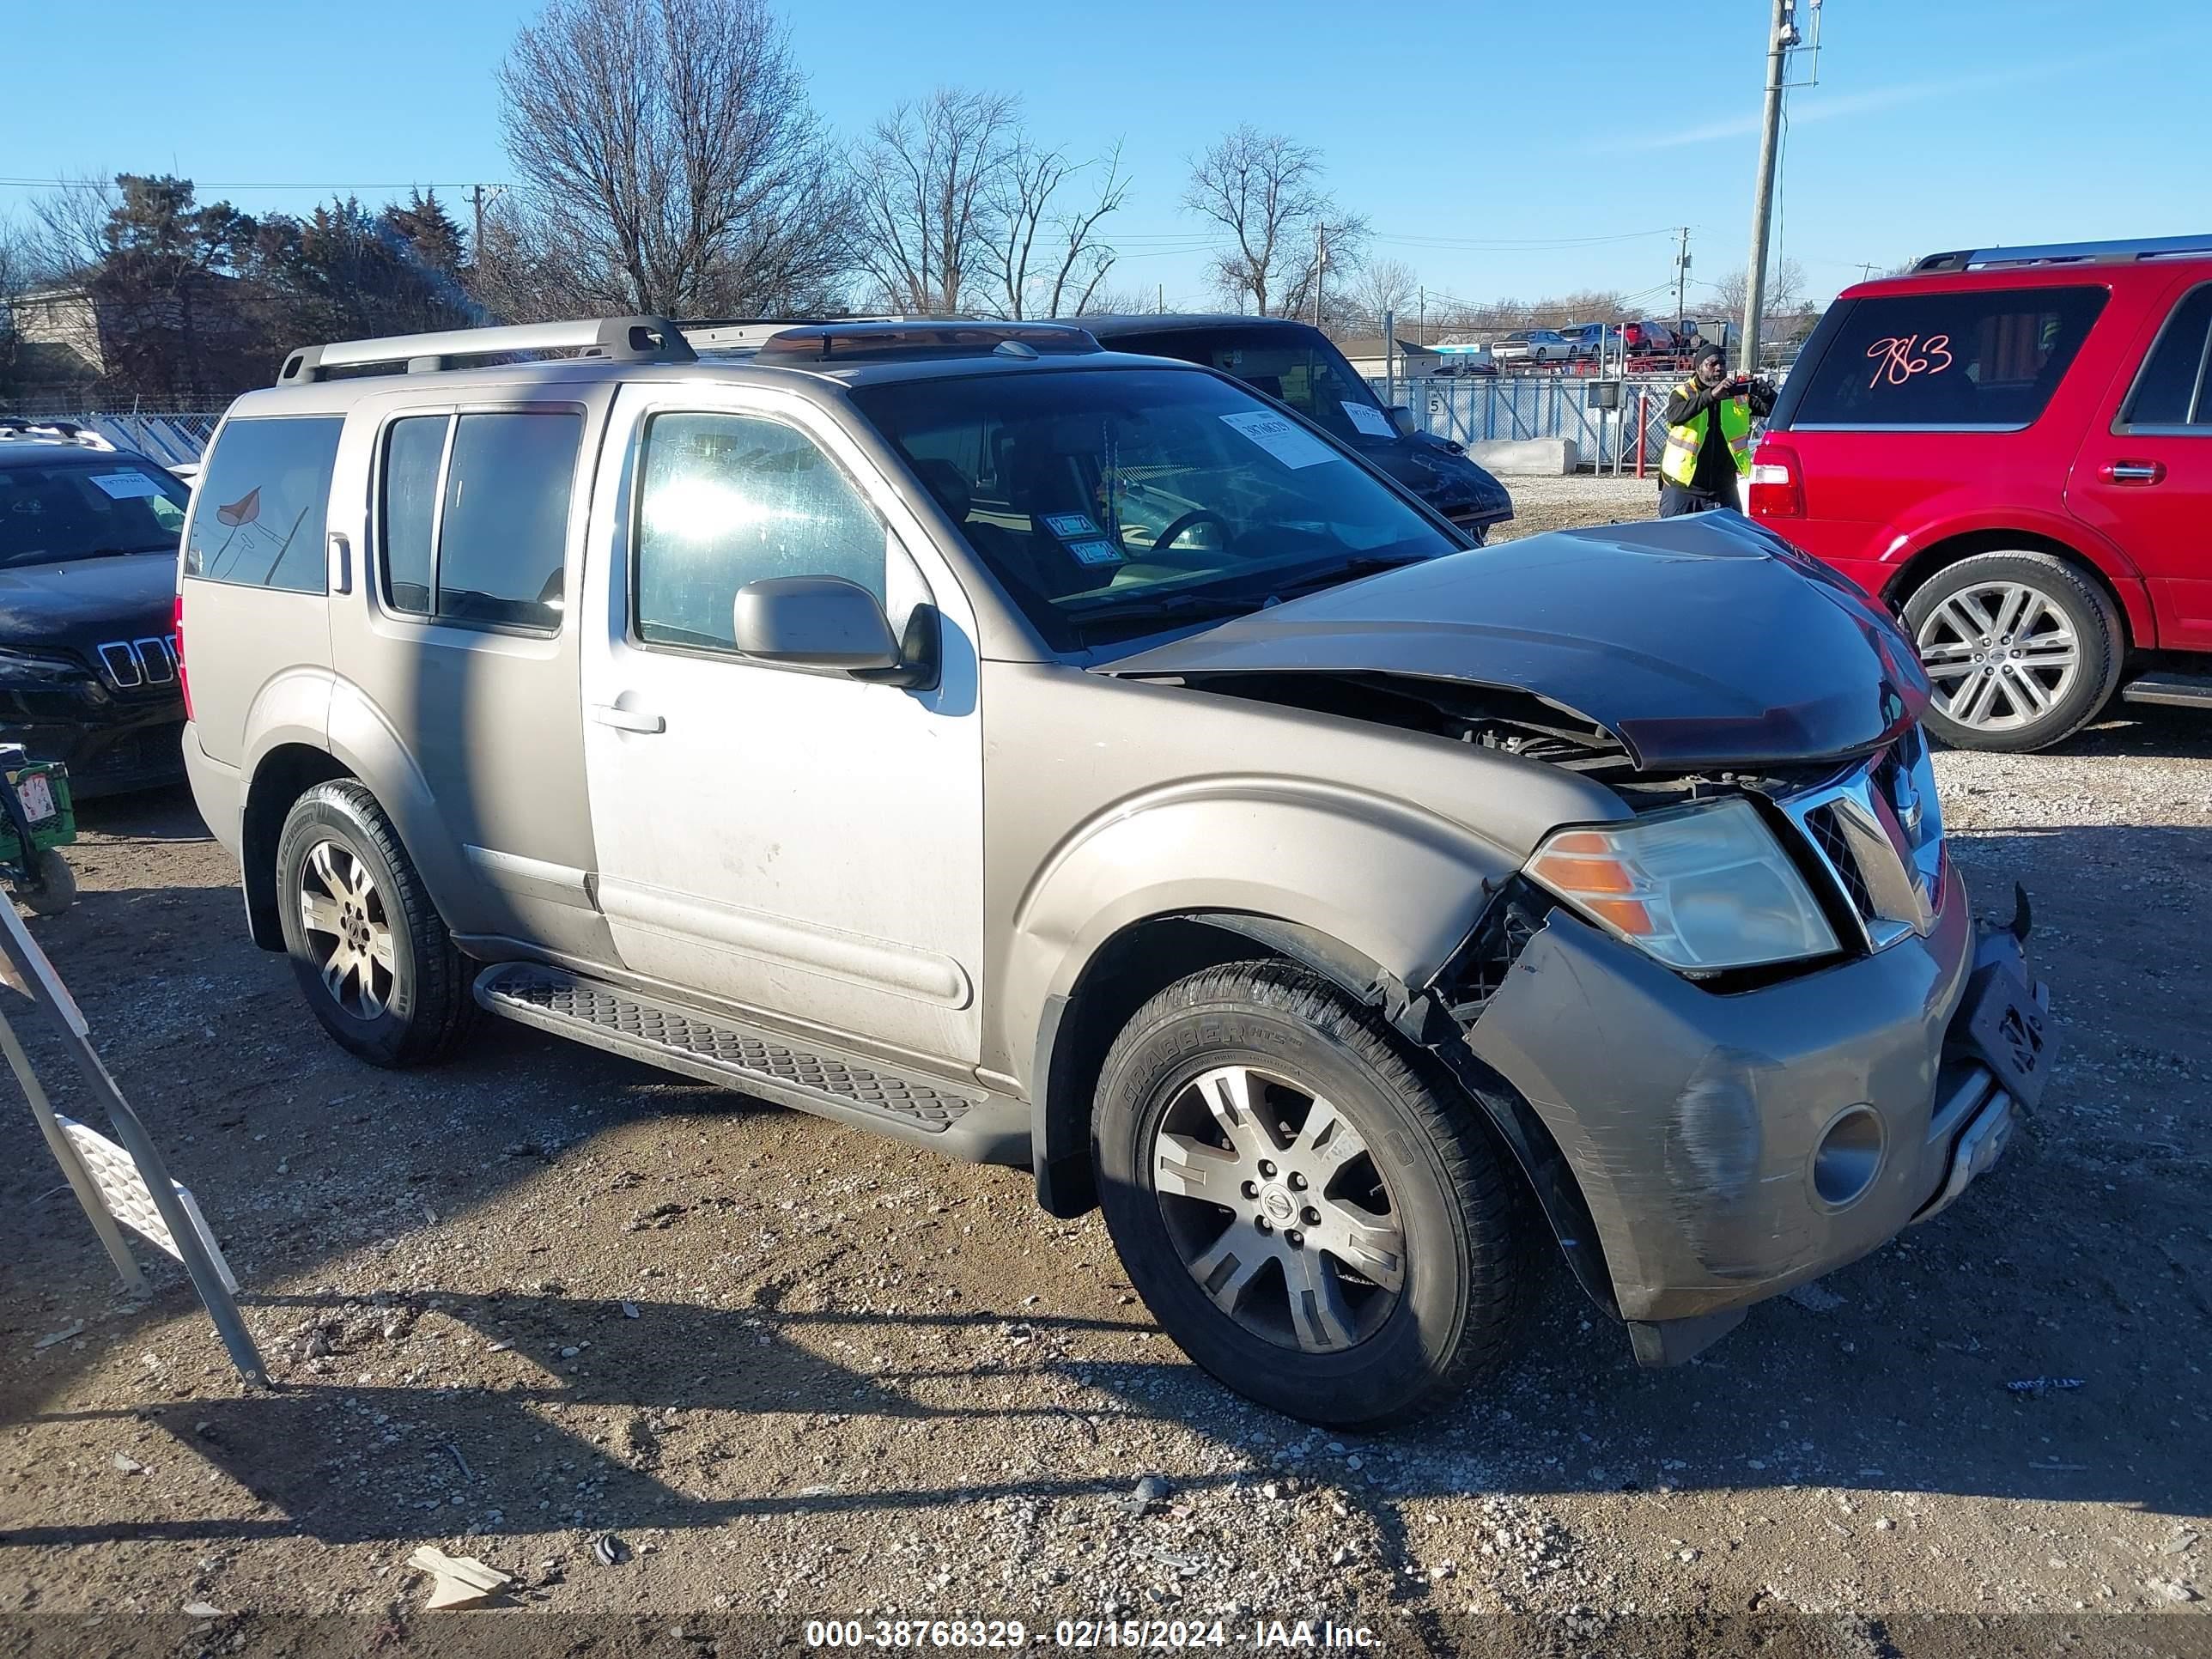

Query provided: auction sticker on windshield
[1066,539,1124,567]
[1218,411,1340,470]
[88,471,163,501]
[1340,400,1394,437]
[1042,513,1098,539]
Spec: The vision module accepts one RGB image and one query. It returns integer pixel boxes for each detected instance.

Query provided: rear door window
[2121,283,2212,430]
[182,416,343,590]
[1784,285,2107,428]
[374,409,582,631]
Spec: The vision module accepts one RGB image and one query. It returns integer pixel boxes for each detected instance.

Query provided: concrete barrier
[1464,437,1577,476]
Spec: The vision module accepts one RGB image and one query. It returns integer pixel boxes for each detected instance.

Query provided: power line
[0,176,496,193]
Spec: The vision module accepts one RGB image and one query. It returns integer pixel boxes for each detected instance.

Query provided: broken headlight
[1525,798,1840,973]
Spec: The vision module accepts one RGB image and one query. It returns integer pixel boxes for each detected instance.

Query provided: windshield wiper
[1264,553,1431,601]
[1067,591,1257,637]
[78,544,175,559]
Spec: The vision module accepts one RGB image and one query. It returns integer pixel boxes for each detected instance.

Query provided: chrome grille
[1780,729,1946,952]
[94,636,179,691]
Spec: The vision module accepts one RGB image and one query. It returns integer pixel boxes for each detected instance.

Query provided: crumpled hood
[1101,514,1930,770]
[0,553,177,650]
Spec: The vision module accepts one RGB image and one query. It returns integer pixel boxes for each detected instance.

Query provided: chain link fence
[1367,372,1692,471]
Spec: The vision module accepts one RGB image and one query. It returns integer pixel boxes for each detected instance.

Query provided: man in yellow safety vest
[1659,343,1776,518]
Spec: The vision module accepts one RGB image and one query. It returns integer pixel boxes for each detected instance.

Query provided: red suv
[1749,234,2212,750]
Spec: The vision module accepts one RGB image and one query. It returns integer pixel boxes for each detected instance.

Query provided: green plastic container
[1,759,76,860]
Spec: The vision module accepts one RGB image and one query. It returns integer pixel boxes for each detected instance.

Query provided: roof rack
[1911,234,2212,274]
[750,320,1101,365]
[275,316,696,386]
[0,417,115,451]
[676,313,914,352]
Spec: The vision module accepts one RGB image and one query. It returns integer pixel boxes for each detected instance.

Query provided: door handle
[2100,459,2166,485]
[589,703,665,734]
[327,532,352,594]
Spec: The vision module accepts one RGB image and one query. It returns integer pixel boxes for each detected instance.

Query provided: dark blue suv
[1080,314,1514,539]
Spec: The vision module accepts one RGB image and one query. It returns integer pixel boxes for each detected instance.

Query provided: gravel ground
[1,478,2208,1658]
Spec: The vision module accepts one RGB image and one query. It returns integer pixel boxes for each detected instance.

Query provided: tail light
[174,592,192,722]
[1748,442,1806,519]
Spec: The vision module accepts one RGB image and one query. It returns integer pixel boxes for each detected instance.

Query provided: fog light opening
[1812,1104,1884,1208]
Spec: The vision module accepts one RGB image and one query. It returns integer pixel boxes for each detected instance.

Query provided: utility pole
[1418,285,1426,345]
[1674,227,1692,331]
[466,184,506,265]
[1854,261,1878,283]
[1314,222,1329,331]
[1739,0,1799,374]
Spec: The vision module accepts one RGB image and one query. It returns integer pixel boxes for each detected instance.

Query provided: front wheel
[275,781,477,1066]
[16,846,76,917]
[1902,550,2124,752]
[1092,962,1530,1427]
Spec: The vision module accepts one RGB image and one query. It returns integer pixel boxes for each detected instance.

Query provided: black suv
[0,424,192,796]
[1080,315,1515,538]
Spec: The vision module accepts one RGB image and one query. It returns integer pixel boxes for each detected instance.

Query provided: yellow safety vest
[1661,382,1755,488]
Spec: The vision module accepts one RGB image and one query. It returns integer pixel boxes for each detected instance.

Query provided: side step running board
[474,963,1029,1165]
[2121,672,2212,709]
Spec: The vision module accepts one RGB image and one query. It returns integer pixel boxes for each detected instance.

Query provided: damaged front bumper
[1459,854,2054,1365]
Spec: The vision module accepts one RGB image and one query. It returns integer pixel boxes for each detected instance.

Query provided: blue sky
[4,0,2203,313]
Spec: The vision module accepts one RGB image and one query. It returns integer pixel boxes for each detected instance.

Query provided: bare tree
[1073,282,1161,318]
[26,175,120,281]
[496,0,854,319]
[1349,257,1418,334]
[1183,126,1362,319]
[1705,257,1804,326]
[849,88,1020,315]
[988,140,1128,319]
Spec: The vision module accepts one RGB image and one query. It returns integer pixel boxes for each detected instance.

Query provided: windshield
[852,366,1460,651]
[1101,326,1396,447]
[0,457,190,569]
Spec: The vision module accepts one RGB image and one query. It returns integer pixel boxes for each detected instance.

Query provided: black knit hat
[1692,341,1727,369]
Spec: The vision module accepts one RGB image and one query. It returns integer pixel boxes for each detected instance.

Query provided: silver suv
[179,316,2053,1425]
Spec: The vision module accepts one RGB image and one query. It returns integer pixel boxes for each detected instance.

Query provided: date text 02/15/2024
[802,1619,1382,1649]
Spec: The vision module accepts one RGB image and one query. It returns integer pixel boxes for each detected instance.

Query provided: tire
[1091,960,1530,1427]
[1901,550,2124,752]
[18,846,76,917]
[274,780,477,1066]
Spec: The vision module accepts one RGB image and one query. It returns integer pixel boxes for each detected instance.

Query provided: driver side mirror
[1389,404,1419,439]
[732,576,934,689]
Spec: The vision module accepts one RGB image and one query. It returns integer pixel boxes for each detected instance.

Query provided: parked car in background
[1082,314,1513,538]
[0,422,192,797]
[1492,328,1578,363]
[1752,234,2212,751]
[179,313,2046,1426]
[1562,320,1680,360]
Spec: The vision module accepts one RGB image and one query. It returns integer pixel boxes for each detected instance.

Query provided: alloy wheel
[297,840,398,1019]
[1150,1063,1406,1354]
[1914,580,2081,732]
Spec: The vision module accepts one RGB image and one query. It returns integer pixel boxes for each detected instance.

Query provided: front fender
[1003,777,1521,1098]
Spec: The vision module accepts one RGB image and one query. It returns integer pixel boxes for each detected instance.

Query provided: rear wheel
[1092,961,1530,1426]
[1902,550,2123,752]
[275,781,476,1066]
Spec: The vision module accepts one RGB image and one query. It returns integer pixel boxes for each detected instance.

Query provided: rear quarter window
[182,416,343,591]
[1782,285,2108,429]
